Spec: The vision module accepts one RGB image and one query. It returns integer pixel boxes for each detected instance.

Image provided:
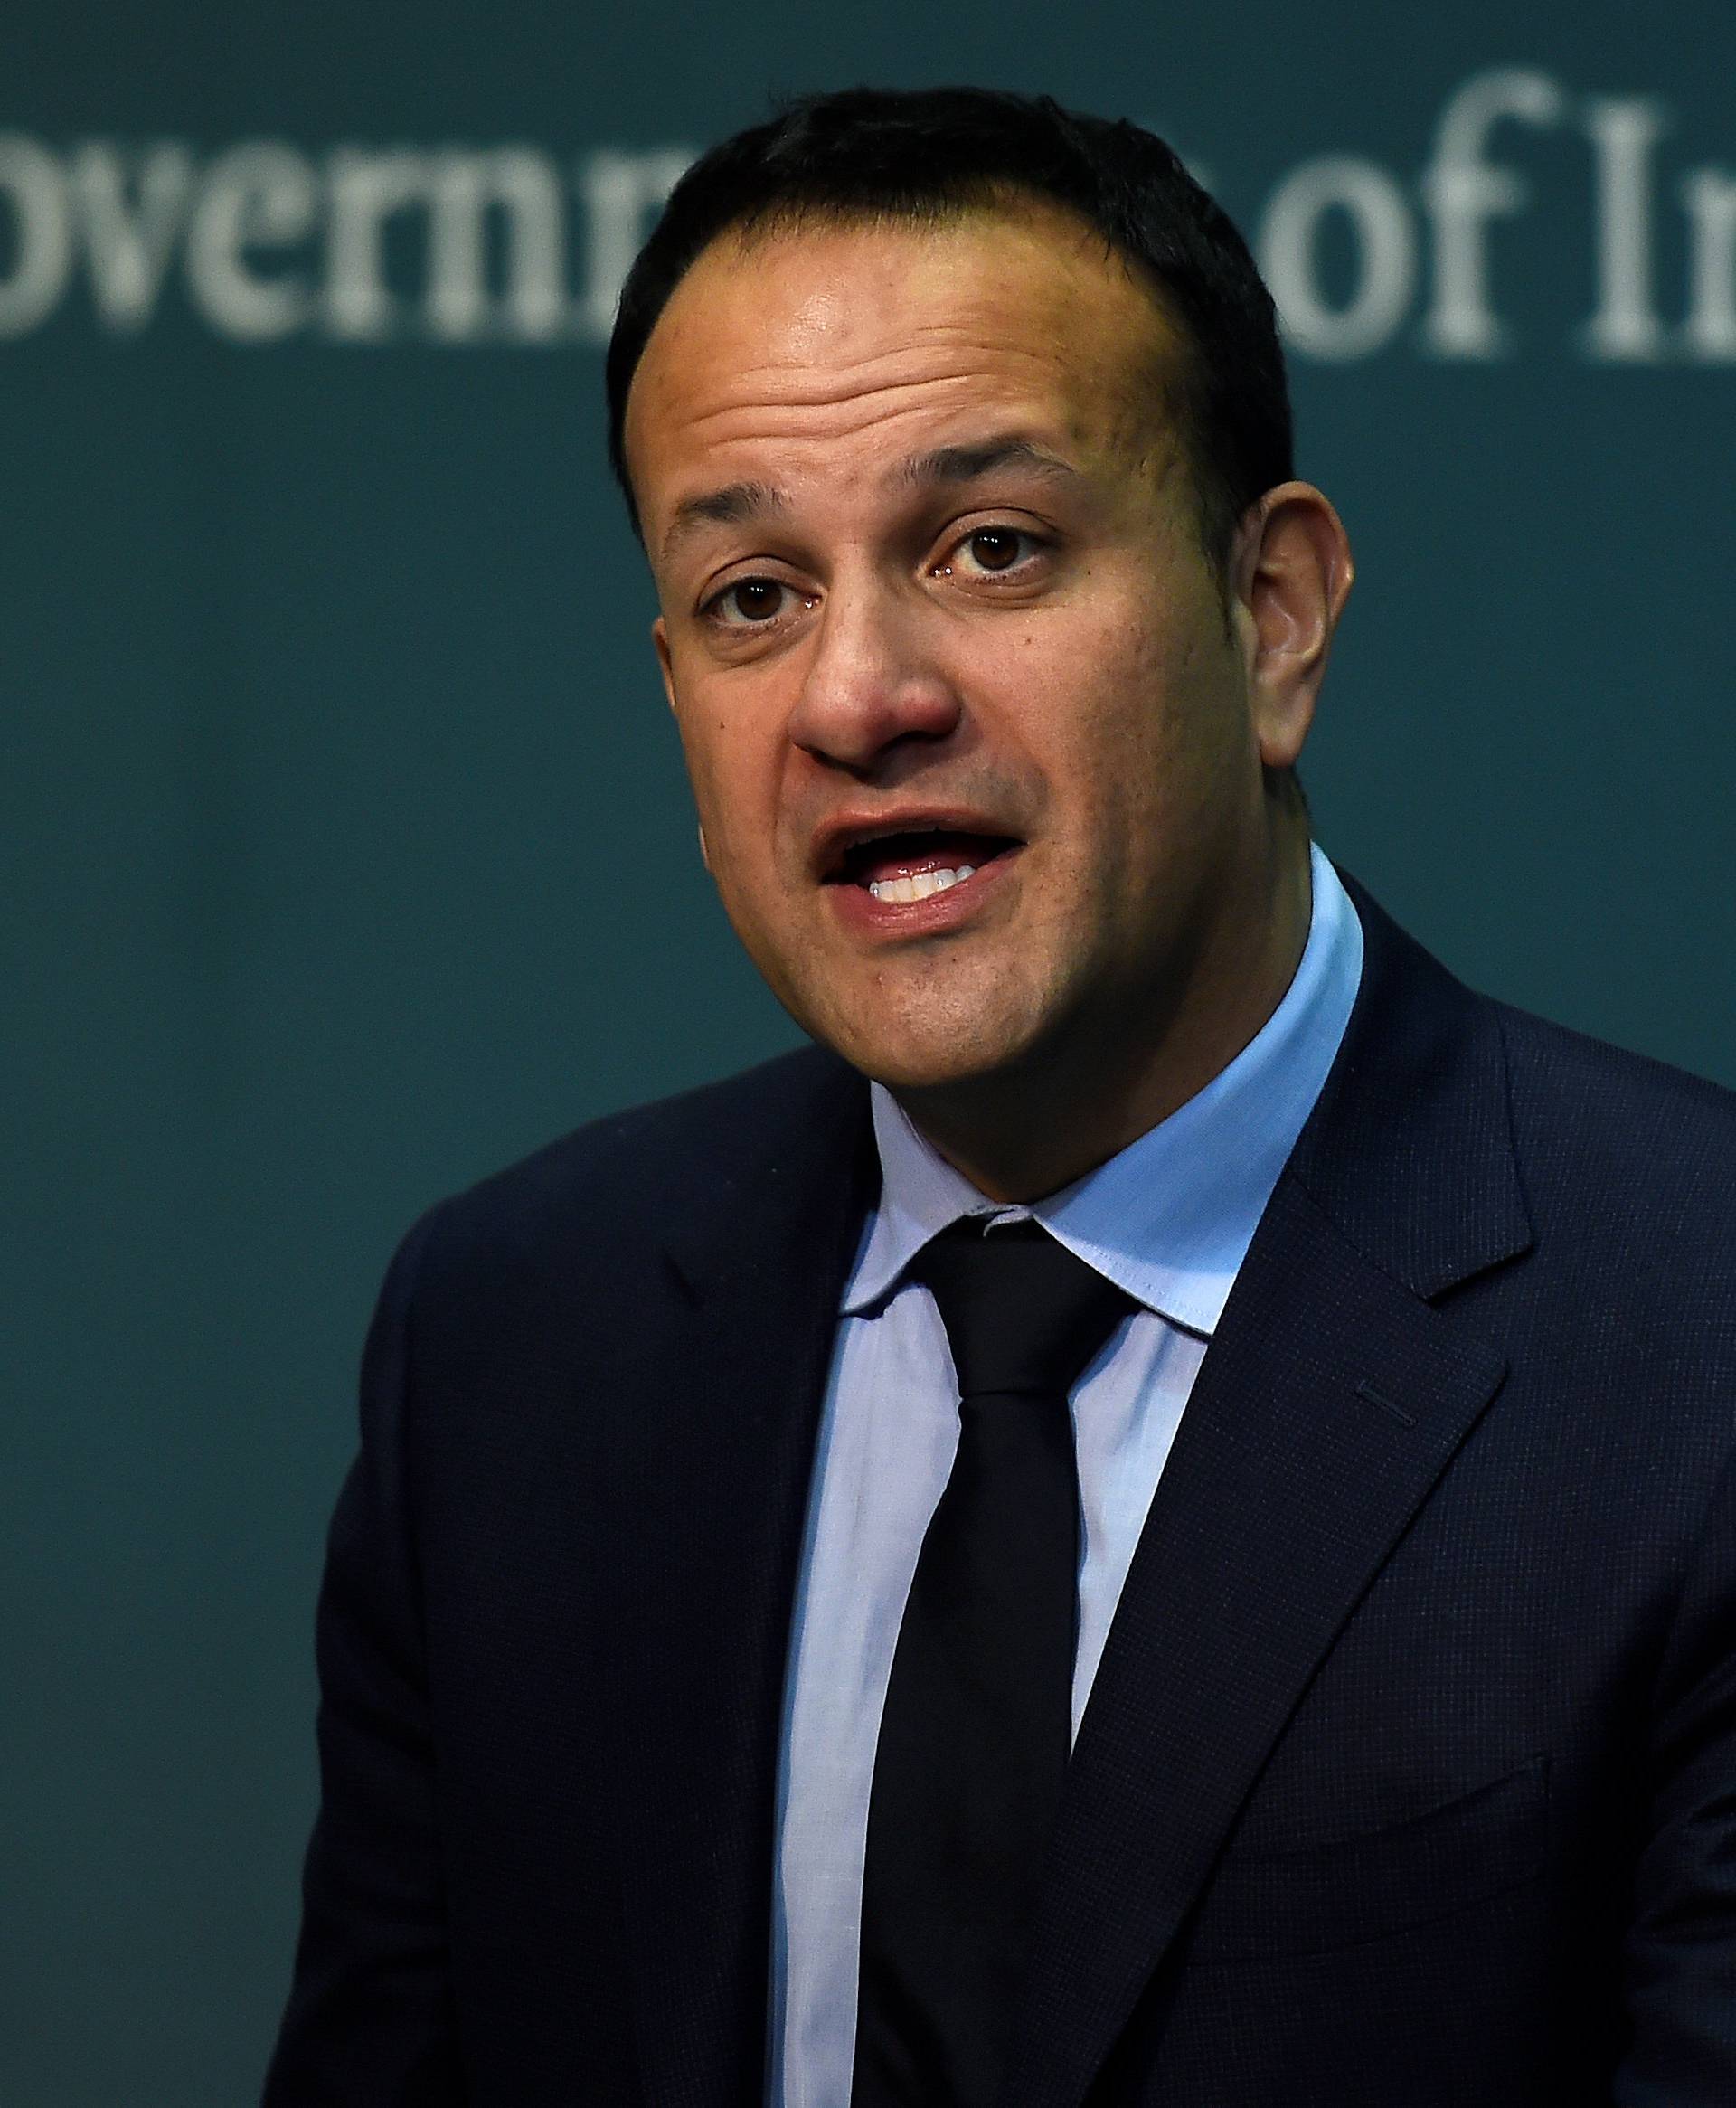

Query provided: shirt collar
[843,844,1364,1336]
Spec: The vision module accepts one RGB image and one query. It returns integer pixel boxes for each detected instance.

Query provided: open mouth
[829,829,1022,905]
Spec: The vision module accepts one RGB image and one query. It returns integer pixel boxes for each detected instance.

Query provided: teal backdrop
[5,3,1732,2098]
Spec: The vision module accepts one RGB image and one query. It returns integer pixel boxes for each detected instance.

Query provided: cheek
[1098,604,1248,770]
[1032,619,1250,893]
[673,700,788,899]
[1015,614,1191,786]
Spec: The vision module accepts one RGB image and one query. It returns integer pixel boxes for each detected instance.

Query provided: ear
[653,615,676,712]
[1230,482,1354,770]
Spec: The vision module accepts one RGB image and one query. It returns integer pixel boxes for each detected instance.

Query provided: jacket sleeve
[263,1213,465,2106]
[1616,1442,1736,2104]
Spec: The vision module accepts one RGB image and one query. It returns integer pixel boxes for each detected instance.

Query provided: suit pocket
[1184,1756,1550,1961]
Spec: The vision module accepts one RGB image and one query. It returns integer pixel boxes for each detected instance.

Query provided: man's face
[625,203,1287,1094]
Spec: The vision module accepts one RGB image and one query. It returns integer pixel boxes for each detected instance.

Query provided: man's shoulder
[397,1042,868,1297]
[1478,998,1736,1316]
[1347,875,1736,1239]
[1494,996,1736,1196]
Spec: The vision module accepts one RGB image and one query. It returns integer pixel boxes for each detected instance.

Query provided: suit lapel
[1007,883,1534,2108]
[610,1055,876,2108]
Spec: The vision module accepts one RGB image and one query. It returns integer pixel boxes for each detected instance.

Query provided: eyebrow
[660,478,788,562]
[657,436,1081,564]
[893,435,1081,491]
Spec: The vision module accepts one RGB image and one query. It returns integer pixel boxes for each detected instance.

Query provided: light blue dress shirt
[768,845,1364,2108]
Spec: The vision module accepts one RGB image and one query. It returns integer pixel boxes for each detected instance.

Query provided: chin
[852,1048,1003,1093]
[778,949,1063,1091]
[822,1007,1046,1096]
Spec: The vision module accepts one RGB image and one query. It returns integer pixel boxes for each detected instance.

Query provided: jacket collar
[1287,868,1533,1300]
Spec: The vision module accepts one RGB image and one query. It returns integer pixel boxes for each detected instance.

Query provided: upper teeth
[868,865,976,904]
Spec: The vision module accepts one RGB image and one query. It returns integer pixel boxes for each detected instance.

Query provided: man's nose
[786,581,963,776]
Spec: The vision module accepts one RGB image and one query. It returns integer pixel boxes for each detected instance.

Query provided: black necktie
[853,1216,1137,2108]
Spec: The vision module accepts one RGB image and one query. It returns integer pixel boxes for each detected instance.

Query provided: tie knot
[910,1217,1136,1403]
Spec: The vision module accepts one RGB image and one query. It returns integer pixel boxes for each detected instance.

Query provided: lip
[823,840,1024,941]
[809,806,1024,884]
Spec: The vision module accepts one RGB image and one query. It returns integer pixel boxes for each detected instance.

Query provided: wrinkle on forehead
[626,207,1190,515]
[675,359,1080,456]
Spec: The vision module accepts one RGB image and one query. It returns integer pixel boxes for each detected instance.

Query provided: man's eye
[711,578,791,626]
[966,528,1025,571]
[940,527,1042,578]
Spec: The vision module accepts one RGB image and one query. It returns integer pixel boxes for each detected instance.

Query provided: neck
[891,835,1316,1204]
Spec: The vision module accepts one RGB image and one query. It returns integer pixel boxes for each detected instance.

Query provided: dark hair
[604,86,1293,571]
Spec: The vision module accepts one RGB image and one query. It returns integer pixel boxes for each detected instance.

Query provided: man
[265,89,1736,2107]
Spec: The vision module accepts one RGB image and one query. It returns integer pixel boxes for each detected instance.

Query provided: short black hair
[604,86,1293,571]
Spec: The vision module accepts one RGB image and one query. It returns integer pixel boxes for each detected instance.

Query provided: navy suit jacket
[265,880,1736,2106]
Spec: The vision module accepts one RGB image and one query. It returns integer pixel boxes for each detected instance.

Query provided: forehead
[622,201,1184,515]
